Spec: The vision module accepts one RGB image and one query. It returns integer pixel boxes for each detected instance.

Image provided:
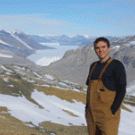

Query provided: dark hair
[94,37,110,49]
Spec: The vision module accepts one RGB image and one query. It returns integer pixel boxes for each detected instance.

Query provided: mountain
[0,30,53,66]
[81,36,117,46]
[9,30,51,50]
[29,34,91,46]
[0,64,134,135]
[29,34,72,44]
[0,30,53,56]
[40,35,135,90]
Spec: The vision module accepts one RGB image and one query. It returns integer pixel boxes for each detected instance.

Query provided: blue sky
[0,0,135,37]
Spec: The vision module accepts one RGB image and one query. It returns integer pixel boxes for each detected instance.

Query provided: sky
[0,0,135,37]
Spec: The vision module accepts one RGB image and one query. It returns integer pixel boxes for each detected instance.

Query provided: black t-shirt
[86,58,127,114]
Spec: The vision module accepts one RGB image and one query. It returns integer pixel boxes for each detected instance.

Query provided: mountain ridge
[29,34,117,46]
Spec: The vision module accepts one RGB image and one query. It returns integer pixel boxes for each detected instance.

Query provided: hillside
[0,64,87,134]
[0,64,135,135]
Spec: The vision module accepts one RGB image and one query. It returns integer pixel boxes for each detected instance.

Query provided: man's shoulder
[90,61,99,68]
[111,58,126,71]
[112,58,125,67]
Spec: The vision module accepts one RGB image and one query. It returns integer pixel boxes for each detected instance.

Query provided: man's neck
[99,56,110,63]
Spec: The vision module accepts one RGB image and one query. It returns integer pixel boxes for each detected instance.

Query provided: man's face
[95,41,110,60]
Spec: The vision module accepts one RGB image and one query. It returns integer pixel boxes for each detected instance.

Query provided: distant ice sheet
[27,43,78,66]
[36,56,61,66]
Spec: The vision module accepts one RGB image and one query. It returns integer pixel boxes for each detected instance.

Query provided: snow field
[119,104,135,135]
[0,89,135,135]
[0,89,86,126]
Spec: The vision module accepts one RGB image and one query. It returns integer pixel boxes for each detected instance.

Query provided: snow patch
[62,80,78,85]
[14,65,25,71]
[9,30,23,35]
[58,82,68,87]
[45,74,55,80]
[9,85,14,87]
[83,35,89,39]
[3,78,9,82]
[27,80,35,83]
[127,81,135,95]
[72,88,80,92]
[0,54,12,58]
[10,33,34,50]
[130,41,135,44]
[0,39,12,46]
[0,65,13,72]
[39,84,50,87]
[5,72,12,75]
[33,71,43,78]
[112,45,120,50]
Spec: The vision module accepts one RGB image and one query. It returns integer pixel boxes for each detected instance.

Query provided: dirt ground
[40,121,88,135]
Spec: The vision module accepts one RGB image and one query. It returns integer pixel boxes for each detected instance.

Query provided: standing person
[85,37,126,135]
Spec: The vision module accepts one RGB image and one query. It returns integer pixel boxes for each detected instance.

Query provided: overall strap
[98,58,114,80]
[88,62,97,81]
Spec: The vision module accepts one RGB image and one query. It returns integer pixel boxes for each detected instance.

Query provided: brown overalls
[85,58,121,135]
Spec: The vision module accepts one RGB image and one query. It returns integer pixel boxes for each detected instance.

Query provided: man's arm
[85,64,93,110]
[85,62,96,86]
[111,84,126,114]
[111,62,127,115]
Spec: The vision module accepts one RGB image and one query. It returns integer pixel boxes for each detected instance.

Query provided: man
[85,37,126,135]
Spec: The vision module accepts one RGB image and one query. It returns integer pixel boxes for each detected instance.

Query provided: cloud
[0,14,74,34]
